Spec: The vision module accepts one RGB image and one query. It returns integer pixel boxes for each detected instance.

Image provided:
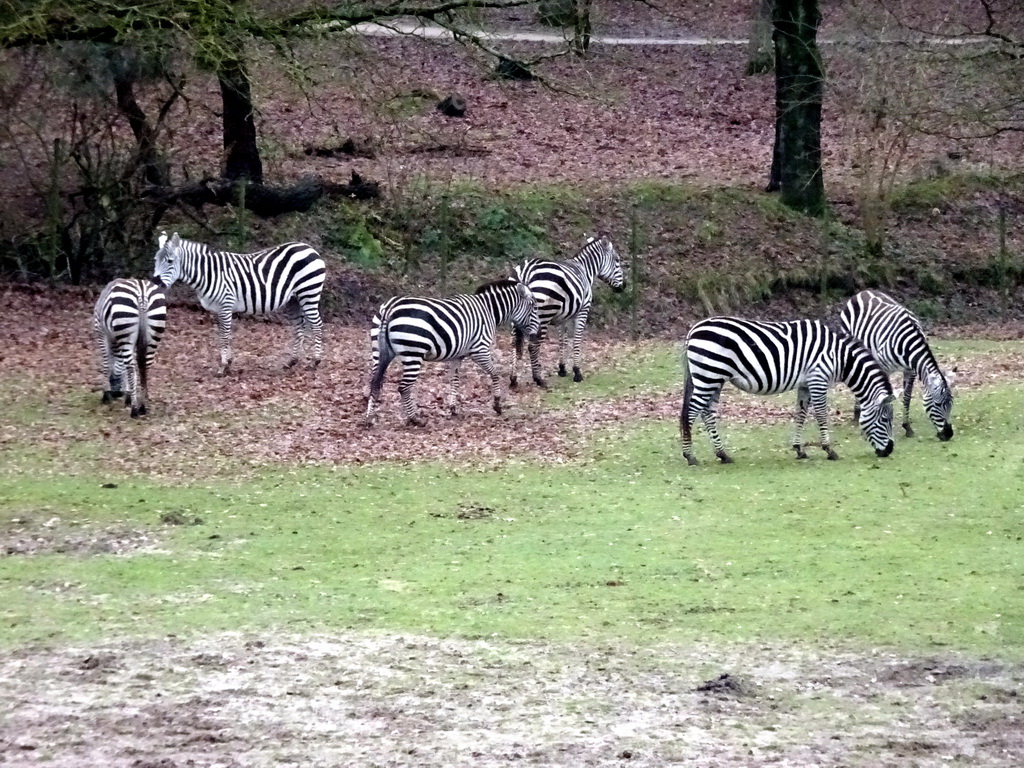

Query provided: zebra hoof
[825,448,840,461]
[284,357,299,370]
[793,446,808,459]
[572,367,583,383]
[407,415,427,428]
[311,359,322,369]
[493,398,503,415]
[101,391,119,404]
[715,451,734,464]
[510,376,519,390]
[533,376,548,389]
[558,364,568,377]
[684,454,700,466]
[903,423,915,438]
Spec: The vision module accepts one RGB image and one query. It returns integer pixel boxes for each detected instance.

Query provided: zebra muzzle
[938,423,954,441]
[875,439,894,458]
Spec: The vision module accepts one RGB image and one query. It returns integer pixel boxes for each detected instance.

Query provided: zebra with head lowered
[511,233,625,388]
[93,277,167,418]
[153,232,326,376]
[839,290,954,441]
[365,277,540,427]
[681,316,896,465]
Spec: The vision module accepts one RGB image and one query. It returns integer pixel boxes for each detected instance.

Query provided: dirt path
[2,631,1022,767]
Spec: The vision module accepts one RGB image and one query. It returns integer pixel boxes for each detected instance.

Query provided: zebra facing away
[839,290,955,441]
[93,277,167,418]
[365,278,540,427]
[511,233,625,388]
[153,232,326,376]
[681,317,897,465]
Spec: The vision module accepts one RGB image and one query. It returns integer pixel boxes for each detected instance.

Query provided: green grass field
[2,339,1021,658]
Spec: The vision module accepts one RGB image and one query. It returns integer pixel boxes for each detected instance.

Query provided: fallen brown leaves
[1,288,1019,477]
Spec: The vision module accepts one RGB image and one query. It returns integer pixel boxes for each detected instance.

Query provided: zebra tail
[136,313,149,395]
[368,310,396,399]
[680,367,695,443]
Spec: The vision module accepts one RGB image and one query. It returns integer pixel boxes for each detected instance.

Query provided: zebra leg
[557,325,570,378]
[792,385,811,459]
[283,299,302,370]
[569,309,589,383]
[901,369,916,437]
[304,301,325,369]
[510,328,523,389]
[470,348,503,415]
[446,360,463,417]
[364,316,382,403]
[809,383,839,460]
[398,358,427,427]
[680,373,702,465]
[528,334,547,388]
[215,309,234,376]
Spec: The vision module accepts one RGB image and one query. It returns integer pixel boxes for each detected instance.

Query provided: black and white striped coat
[511,234,625,387]
[153,232,325,375]
[839,290,954,441]
[681,316,896,464]
[92,277,167,418]
[365,278,540,426]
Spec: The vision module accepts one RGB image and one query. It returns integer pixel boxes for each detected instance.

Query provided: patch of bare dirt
[1,289,1021,475]
[1,632,1022,768]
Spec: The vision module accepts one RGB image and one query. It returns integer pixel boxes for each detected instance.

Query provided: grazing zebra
[365,278,540,426]
[839,290,954,441]
[153,232,326,376]
[511,233,625,388]
[93,277,168,418]
[681,316,896,464]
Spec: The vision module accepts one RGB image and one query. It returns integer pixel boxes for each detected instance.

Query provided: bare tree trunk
[771,0,825,216]
[113,70,171,187]
[572,0,593,57]
[746,0,775,75]
[218,43,263,184]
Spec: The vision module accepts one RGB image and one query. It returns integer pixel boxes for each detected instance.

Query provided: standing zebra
[153,232,326,376]
[839,290,954,441]
[681,316,896,464]
[511,233,625,388]
[93,277,168,418]
[365,278,540,426]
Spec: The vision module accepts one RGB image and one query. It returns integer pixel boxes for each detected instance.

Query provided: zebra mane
[473,277,518,295]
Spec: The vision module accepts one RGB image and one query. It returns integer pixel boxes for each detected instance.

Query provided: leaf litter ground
[3,289,1024,767]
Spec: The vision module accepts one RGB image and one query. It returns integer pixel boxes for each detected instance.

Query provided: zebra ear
[169,232,181,249]
[945,367,958,388]
[157,231,168,250]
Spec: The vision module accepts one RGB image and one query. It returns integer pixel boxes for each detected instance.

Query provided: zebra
[510,233,625,388]
[680,316,897,464]
[93,277,168,418]
[153,232,326,376]
[839,290,954,441]
[365,277,540,427]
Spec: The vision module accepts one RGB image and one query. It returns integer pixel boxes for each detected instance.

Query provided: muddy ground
[2,632,1023,768]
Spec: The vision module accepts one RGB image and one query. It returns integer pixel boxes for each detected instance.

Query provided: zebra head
[511,279,541,341]
[857,389,896,457]
[923,370,955,441]
[153,232,184,288]
[583,234,626,293]
[841,337,896,457]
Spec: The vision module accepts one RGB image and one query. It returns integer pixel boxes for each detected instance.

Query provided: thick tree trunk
[572,0,593,57]
[218,51,263,184]
[746,0,775,75]
[113,71,171,187]
[771,0,825,216]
